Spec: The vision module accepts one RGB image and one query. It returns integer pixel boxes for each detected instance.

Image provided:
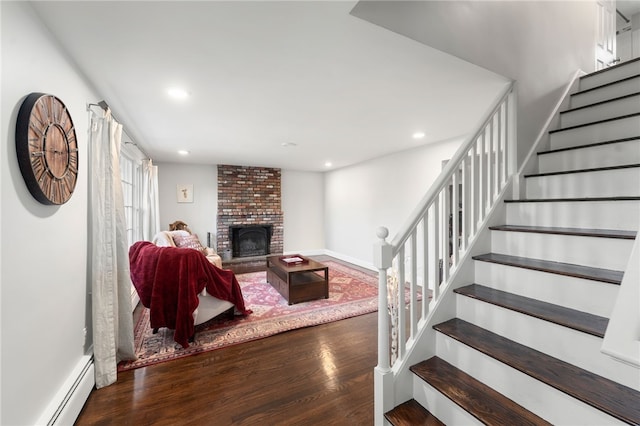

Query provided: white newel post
[374,226,394,425]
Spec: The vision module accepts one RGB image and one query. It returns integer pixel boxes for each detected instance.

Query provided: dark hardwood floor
[75,257,378,425]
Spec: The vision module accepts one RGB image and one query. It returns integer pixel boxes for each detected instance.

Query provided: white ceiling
[30,1,509,171]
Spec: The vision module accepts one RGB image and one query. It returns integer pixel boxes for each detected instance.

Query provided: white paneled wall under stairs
[384,58,640,425]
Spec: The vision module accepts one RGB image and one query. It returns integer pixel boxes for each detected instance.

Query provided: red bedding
[129,241,251,348]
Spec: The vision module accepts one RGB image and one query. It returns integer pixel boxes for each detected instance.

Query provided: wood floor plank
[434,318,640,425]
[411,357,551,426]
[472,252,624,284]
[76,258,378,425]
[454,284,609,337]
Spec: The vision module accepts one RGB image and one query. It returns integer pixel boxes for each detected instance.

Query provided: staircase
[383,59,640,425]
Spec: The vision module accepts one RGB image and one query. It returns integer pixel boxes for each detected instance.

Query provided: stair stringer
[389,179,513,413]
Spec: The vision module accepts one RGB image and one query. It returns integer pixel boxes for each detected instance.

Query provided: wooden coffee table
[266,255,329,304]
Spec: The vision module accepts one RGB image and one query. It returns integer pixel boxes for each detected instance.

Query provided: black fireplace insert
[230,224,273,258]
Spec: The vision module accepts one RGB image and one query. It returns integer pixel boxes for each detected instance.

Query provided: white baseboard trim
[37,355,94,426]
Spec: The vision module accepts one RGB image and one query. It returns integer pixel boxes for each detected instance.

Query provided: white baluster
[452,165,459,266]
[397,246,406,360]
[433,197,440,299]
[479,132,486,224]
[487,120,494,208]
[442,187,450,283]
[410,230,418,339]
[497,106,503,190]
[422,211,430,320]
[470,138,478,236]
[461,154,468,252]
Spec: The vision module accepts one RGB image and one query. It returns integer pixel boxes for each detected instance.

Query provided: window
[120,146,143,246]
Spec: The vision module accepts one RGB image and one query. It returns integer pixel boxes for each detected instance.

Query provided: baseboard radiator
[36,355,94,425]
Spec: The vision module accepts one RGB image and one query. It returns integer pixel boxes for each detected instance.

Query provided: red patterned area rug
[118,261,378,371]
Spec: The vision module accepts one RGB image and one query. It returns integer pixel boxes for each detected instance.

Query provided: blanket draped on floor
[129,241,250,348]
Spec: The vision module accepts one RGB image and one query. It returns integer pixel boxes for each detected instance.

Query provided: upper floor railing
[373,82,517,423]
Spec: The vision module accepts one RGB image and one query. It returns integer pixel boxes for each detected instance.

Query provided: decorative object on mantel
[15,93,79,205]
[176,184,193,203]
[118,261,383,371]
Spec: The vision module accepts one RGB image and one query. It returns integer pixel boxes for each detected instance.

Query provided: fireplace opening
[230,225,272,258]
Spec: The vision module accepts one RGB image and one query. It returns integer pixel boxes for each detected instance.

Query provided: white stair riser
[490,231,633,270]
[549,115,640,150]
[455,297,640,391]
[571,76,640,108]
[525,167,640,199]
[538,139,640,173]
[579,61,640,91]
[474,261,618,317]
[412,379,482,425]
[505,200,640,230]
[560,95,640,128]
[435,333,627,425]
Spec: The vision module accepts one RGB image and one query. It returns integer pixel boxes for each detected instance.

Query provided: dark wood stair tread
[473,253,623,284]
[525,163,640,178]
[488,225,636,240]
[505,196,640,203]
[537,136,640,156]
[573,73,640,96]
[561,92,640,114]
[579,57,640,80]
[524,163,640,179]
[384,399,445,426]
[411,357,551,426]
[549,112,640,134]
[433,319,640,425]
[454,284,608,337]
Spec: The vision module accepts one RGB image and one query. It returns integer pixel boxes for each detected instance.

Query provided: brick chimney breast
[216,165,283,256]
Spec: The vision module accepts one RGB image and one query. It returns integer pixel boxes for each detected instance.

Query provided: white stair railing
[373,82,517,424]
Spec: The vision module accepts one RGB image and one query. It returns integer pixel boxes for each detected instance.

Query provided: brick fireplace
[216,165,283,258]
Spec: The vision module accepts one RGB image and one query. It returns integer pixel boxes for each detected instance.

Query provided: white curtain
[142,159,160,241]
[89,109,136,389]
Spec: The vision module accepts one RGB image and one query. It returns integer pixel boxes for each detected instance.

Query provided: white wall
[324,138,462,265]
[282,170,325,253]
[1,2,99,424]
[156,162,218,246]
[351,0,597,167]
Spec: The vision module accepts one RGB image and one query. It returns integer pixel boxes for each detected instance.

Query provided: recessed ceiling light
[167,87,189,100]
[178,150,190,155]
[325,161,333,168]
[281,142,298,147]
[413,132,426,139]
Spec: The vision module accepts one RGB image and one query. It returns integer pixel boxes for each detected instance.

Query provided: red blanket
[129,241,251,348]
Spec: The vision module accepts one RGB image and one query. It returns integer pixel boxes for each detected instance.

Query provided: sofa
[152,230,222,268]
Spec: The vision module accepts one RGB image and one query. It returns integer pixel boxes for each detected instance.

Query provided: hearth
[230,225,273,258]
